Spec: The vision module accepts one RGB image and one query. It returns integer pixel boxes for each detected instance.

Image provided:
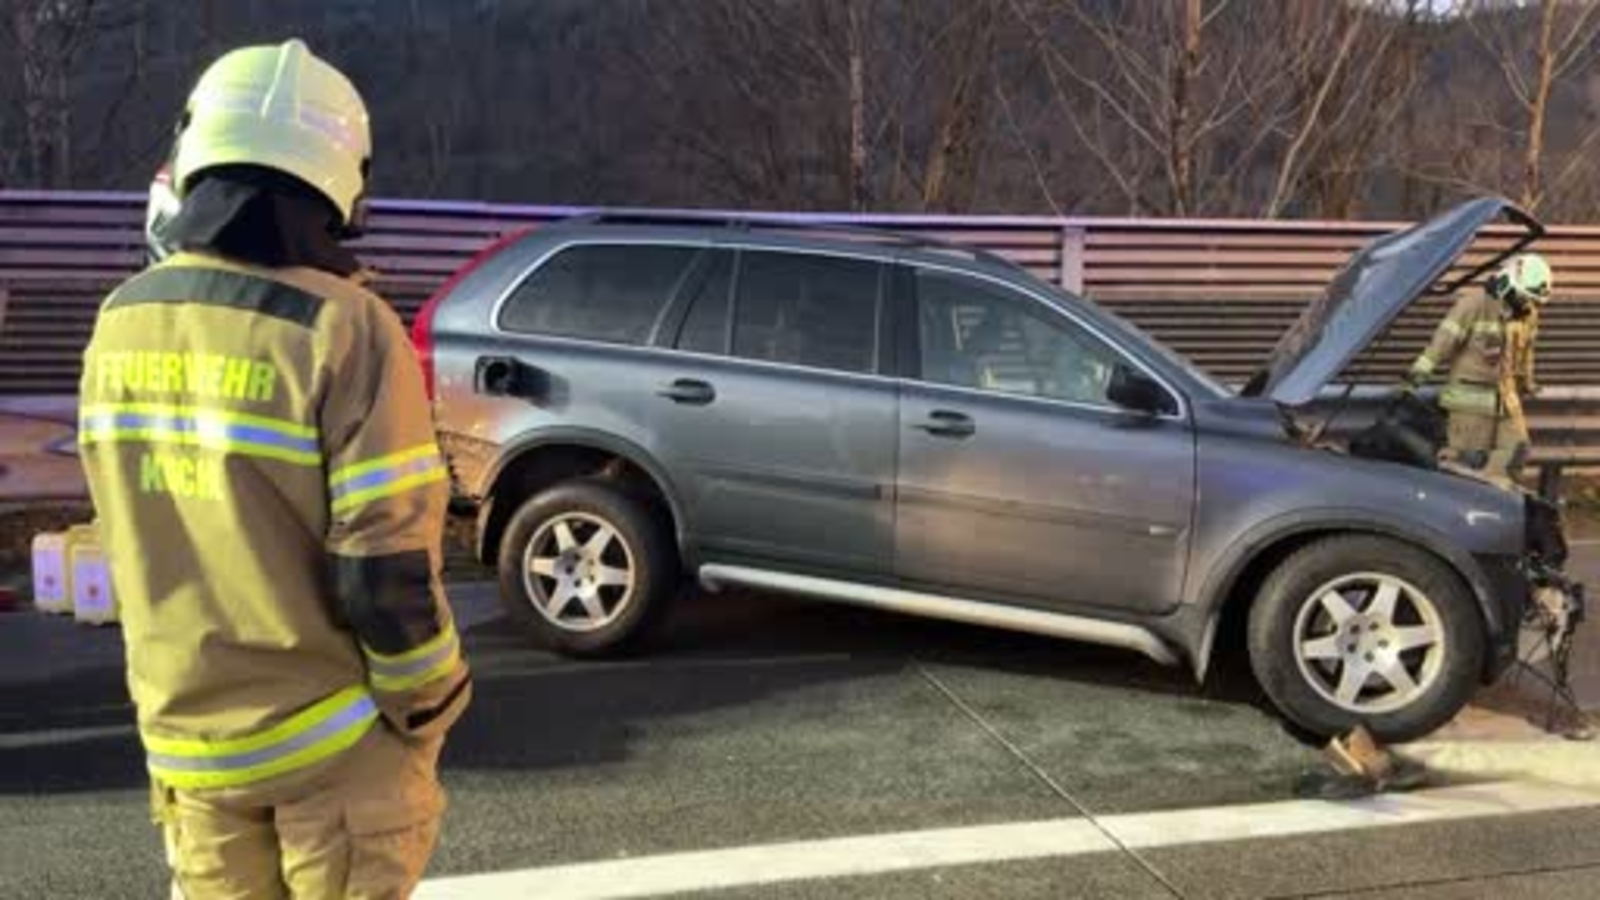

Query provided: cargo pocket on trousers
[342,805,442,900]
[339,733,447,900]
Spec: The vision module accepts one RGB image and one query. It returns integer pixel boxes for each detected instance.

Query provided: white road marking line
[1404,740,1600,789]
[0,723,136,749]
[416,781,1600,900]
[1104,781,1594,848]
[1567,538,1600,546]
[417,819,1113,900]
[476,654,859,678]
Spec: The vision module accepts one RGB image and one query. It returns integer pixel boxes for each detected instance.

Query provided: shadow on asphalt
[0,585,1301,795]
[442,586,1306,779]
[0,662,142,794]
[664,587,1278,712]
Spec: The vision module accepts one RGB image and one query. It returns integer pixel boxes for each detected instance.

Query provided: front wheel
[1247,536,1485,743]
[496,479,678,657]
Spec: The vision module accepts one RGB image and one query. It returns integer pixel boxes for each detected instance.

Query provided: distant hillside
[2,0,1597,221]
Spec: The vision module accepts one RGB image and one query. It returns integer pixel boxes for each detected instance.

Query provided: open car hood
[1241,197,1543,407]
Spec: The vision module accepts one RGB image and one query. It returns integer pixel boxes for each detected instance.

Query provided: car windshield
[1098,304,1233,397]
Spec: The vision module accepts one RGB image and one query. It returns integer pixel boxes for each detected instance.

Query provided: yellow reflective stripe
[1437,320,1464,337]
[141,686,378,790]
[1411,355,1436,375]
[1440,384,1498,414]
[365,623,462,693]
[80,428,320,466]
[141,686,370,756]
[79,403,317,438]
[79,403,321,466]
[330,467,447,515]
[1471,321,1504,335]
[366,619,457,667]
[330,444,441,487]
[148,712,375,791]
[370,651,461,693]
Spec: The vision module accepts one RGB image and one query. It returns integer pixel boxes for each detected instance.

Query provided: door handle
[658,378,717,405]
[915,410,975,438]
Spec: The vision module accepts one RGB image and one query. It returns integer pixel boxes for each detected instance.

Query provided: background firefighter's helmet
[144,165,181,263]
[173,39,371,231]
[1489,253,1553,308]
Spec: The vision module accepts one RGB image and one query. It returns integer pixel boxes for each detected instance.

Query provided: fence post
[1058,225,1085,293]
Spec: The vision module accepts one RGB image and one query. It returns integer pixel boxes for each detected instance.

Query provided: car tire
[1247,535,1485,743]
[496,478,678,657]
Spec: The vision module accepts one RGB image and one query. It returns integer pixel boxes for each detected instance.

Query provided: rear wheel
[496,479,678,656]
[1247,536,1484,742]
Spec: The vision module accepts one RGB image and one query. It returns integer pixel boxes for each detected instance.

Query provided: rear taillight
[411,226,534,400]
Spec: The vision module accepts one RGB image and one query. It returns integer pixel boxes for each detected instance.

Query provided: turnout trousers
[1443,409,1530,479]
[157,725,445,900]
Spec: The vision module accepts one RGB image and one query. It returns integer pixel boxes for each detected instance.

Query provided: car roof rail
[560,209,1027,274]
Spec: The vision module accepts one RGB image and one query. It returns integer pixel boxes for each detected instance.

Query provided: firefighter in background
[80,39,469,897]
[144,165,181,264]
[1404,253,1552,480]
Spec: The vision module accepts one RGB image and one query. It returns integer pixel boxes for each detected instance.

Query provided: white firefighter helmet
[172,39,370,230]
[1492,253,1553,307]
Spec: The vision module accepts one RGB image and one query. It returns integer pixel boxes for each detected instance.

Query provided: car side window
[732,251,880,375]
[674,251,735,354]
[915,269,1119,406]
[499,244,699,344]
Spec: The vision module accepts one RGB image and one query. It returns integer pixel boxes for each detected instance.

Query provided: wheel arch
[1189,512,1509,684]
[476,429,689,567]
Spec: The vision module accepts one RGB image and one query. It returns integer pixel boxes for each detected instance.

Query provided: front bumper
[1479,555,1532,679]
[1480,493,1587,680]
[1480,559,1588,681]
[1525,562,1586,647]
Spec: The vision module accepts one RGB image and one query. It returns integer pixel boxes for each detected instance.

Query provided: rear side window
[733,251,880,375]
[499,244,698,344]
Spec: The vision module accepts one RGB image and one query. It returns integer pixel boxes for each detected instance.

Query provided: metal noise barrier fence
[4,191,1600,465]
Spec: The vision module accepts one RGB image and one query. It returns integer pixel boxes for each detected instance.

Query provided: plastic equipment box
[30,524,98,615]
[71,534,117,625]
[31,530,73,614]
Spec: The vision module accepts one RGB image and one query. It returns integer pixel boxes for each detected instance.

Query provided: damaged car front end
[1240,196,1586,691]
[1523,492,1585,656]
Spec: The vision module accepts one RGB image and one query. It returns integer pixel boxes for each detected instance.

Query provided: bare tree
[1,0,103,187]
[1262,9,1367,217]
[1465,0,1600,211]
[916,1,998,211]
[1169,0,1202,214]
[846,0,871,210]
[629,1,843,208]
[9,0,1600,222]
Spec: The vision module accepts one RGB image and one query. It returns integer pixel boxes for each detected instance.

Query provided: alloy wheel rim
[523,512,636,633]
[1291,572,1446,715]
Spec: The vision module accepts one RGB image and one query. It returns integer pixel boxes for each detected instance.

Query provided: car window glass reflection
[916,270,1117,405]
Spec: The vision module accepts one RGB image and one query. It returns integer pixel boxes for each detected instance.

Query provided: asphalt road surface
[3,559,1599,898]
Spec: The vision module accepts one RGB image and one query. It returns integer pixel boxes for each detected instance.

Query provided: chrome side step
[697,564,1180,667]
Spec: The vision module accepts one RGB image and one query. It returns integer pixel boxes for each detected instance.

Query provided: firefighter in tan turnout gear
[1405,253,1552,481]
[79,40,469,898]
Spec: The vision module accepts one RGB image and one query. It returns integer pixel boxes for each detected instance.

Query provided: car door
[894,266,1196,616]
[652,247,898,576]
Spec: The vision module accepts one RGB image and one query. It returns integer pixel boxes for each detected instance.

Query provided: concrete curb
[1404,739,1600,789]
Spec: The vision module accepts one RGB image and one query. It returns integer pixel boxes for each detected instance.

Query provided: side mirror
[475,356,543,401]
[1107,364,1175,416]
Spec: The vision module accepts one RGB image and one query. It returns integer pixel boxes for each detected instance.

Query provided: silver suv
[419,200,1578,741]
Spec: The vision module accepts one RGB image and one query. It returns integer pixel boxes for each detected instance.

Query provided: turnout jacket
[79,250,469,791]
[1410,291,1539,416]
